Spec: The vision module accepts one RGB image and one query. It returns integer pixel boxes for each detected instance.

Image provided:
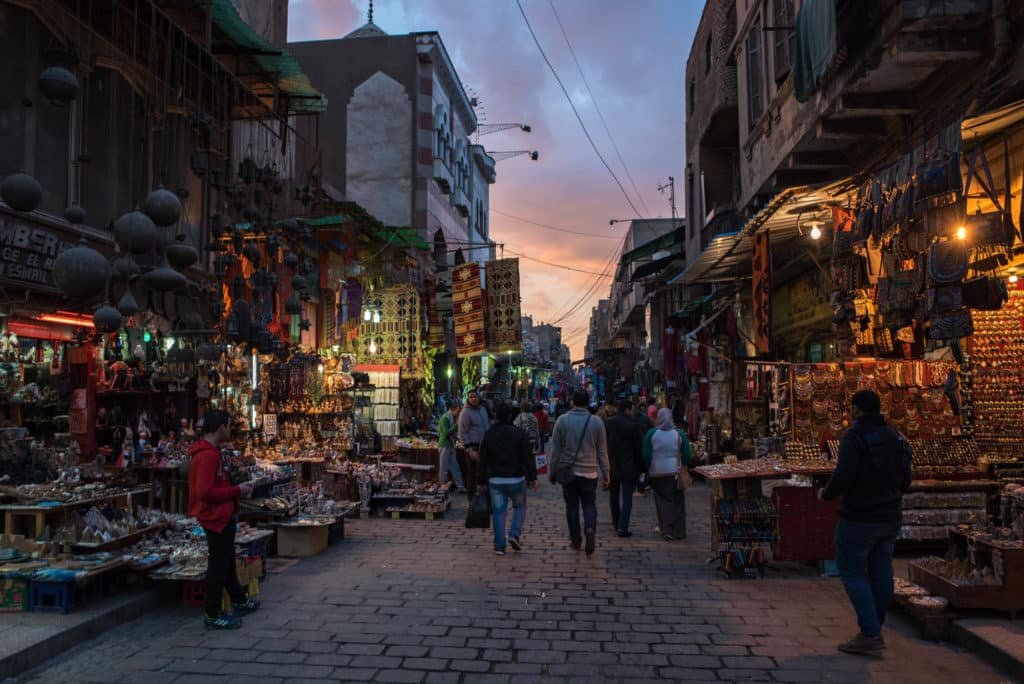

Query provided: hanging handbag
[928,241,969,284]
[916,153,961,201]
[961,141,1017,247]
[927,309,974,340]
[961,275,1008,311]
[552,414,591,485]
[465,491,491,529]
[873,326,894,354]
[926,286,963,314]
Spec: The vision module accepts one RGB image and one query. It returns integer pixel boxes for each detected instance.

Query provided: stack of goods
[696,457,790,480]
[68,506,169,547]
[5,478,141,505]
[371,383,401,437]
[782,441,834,471]
[914,554,1003,587]
[971,283,1024,457]
[908,438,980,475]
[714,496,776,575]
[899,490,988,541]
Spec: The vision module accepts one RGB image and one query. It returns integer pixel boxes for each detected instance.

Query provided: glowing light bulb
[368,339,378,354]
[373,310,381,324]
[956,226,967,240]
[809,225,822,240]
[317,363,325,373]
[363,309,371,322]
[1010,274,1019,284]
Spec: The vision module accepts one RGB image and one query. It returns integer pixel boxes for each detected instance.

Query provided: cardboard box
[276,524,328,557]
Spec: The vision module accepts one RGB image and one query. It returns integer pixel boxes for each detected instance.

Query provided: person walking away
[479,402,538,555]
[438,400,466,493]
[643,408,692,541]
[458,389,489,500]
[632,400,654,494]
[605,401,645,537]
[549,389,610,555]
[513,403,540,454]
[820,390,911,656]
[188,411,260,629]
[534,403,550,452]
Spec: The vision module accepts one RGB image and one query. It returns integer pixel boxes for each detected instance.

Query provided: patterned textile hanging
[485,258,523,354]
[453,263,486,357]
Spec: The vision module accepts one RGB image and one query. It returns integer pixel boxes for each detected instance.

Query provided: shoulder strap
[573,415,592,459]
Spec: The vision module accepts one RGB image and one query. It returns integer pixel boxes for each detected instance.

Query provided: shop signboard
[771,269,831,338]
[0,209,111,293]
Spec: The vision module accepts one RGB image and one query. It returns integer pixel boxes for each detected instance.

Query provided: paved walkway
[15,482,1010,683]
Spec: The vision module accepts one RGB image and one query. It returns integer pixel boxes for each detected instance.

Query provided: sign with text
[0,214,76,290]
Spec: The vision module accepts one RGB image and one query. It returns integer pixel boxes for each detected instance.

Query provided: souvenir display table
[0,486,149,539]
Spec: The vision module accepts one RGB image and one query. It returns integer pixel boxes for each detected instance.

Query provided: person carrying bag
[643,408,692,541]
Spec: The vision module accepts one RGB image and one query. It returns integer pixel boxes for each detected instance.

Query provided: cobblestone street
[16,482,1009,684]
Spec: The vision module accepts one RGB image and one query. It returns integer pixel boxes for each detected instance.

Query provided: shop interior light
[1010,274,1019,284]
[143,331,152,343]
[317,363,325,373]
[372,310,381,324]
[363,309,372,322]
[956,225,967,240]
[809,224,822,240]
[368,339,378,354]
[34,313,94,327]
[446,365,453,378]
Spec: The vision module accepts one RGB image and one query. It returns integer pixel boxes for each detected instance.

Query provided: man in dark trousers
[458,389,489,500]
[188,411,260,629]
[605,400,645,537]
[820,390,912,655]
[631,398,654,494]
[479,402,538,555]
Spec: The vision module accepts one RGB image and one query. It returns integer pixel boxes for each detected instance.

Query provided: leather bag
[927,309,974,340]
[961,276,1008,311]
[928,241,969,284]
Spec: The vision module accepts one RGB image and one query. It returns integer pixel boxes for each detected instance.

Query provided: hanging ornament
[239,156,257,185]
[142,186,182,227]
[63,204,85,224]
[1,173,43,212]
[52,238,110,298]
[291,274,307,292]
[283,252,299,270]
[117,285,140,316]
[93,301,123,334]
[299,318,311,331]
[114,210,158,254]
[112,256,141,282]
[231,226,244,255]
[242,240,261,268]
[37,66,80,104]
[141,253,187,292]
[166,232,199,271]
[285,290,302,316]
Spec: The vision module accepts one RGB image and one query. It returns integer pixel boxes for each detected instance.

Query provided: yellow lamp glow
[956,226,967,240]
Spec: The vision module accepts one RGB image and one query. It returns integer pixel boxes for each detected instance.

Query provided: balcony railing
[700,205,740,253]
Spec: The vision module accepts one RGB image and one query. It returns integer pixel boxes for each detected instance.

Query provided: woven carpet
[486,258,523,354]
[453,263,486,357]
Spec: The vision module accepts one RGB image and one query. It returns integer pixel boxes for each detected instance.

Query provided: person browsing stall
[606,400,646,537]
[437,400,466,493]
[820,390,912,656]
[479,402,538,555]
[187,410,259,630]
[458,389,489,497]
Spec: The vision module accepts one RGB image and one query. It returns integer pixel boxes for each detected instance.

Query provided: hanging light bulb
[1010,273,1019,284]
[809,224,822,240]
[363,309,372,322]
[956,225,967,241]
[373,310,381,324]
[368,338,378,354]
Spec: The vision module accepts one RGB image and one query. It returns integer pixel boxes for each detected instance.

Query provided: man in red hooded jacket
[188,410,258,629]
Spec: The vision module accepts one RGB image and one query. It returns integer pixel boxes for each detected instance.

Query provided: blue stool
[30,580,78,614]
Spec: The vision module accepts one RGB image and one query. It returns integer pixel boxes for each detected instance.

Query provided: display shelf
[70,522,169,554]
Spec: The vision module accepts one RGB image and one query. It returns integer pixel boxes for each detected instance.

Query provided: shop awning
[211,0,327,114]
[628,255,676,282]
[619,226,684,269]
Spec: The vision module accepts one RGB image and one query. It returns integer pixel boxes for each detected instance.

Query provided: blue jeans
[609,478,636,533]
[835,518,901,637]
[439,446,464,489]
[489,479,526,551]
[562,477,598,546]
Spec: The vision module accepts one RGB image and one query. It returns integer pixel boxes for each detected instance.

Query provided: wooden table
[0,488,149,538]
[132,465,181,511]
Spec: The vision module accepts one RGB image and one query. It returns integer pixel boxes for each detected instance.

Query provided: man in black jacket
[820,390,912,656]
[479,402,538,555]
[605,400,645,537]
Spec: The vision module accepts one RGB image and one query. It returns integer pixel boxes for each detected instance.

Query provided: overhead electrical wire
[514,0,643,218]
[547,0,651,217]
[501,248,616,277]
[491,208,620,239]
[548,239,624,326]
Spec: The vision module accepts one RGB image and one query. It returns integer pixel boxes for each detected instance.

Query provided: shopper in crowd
[458,389,490,498]
[479,402,538,555]
[187,410,259,629]
[820,390,912,656]
[643,408,692,541]
[605,400,646,537]
[533,402,550,452]
[595,398,616,421]
[549,389,610,555]
[632,399,654,494]
[437,400,466,493]
[513,402,541,454]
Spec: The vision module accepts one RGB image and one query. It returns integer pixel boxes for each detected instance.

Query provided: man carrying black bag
[550,389,610,556]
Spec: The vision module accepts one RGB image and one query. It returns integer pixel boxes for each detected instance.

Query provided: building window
[705,34,712,74]
[772,0,796,84]
[745,17,764,128]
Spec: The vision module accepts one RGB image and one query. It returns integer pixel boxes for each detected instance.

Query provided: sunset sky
[288,0,699,359]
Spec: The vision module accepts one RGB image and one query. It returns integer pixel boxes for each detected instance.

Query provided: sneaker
[838,633,885,656]
[495,548,506,556]
[654,526,661,535]
[617,530,633,538]
[585,529,595,556]
[232,598,261,615]
[509,536,522,551]
[663,534,675,542]
[204,613,242,630]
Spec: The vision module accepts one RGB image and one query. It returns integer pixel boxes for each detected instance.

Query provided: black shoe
[509,536,522,551]
[617,530,633,538]
[204,613,242,630]
[570,540,582,551]
[585,529,595,556]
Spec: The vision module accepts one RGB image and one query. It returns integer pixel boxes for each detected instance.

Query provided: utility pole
[657,176,677,222]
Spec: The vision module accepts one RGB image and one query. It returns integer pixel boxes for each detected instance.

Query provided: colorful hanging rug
[453,263,486,357]
[486,258,523,353]
[359,284,423,376]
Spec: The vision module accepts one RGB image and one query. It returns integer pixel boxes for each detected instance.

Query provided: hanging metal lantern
[291,274,307,291]
[143,186,182,227]
[52,238,110,298]
[166,233,199,271]
[213,253,230,279]
[299,288,311,302]
[93,301,123,333]
[266,231,282,255]
[210,212,228,239]
[117,285,140,316]
[141,254,187,292]
[64,204,85,224]
[242,240,261,268]
[299,318,311,331]
[283,252,299,270]
[112,256,141,282]
[114,210,158,254]
[1,173,42,212]
[231,226,244,255]
[285,290,302,316]
[37,66,79,104]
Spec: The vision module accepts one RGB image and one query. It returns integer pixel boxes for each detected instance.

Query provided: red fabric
[663,327,679,379]
[188,439,240,534]
[697,379,710,411]
[534,409,549,432]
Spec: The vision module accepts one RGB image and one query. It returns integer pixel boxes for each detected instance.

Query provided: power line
[491,208,620,239]
[549,241,622,326]
[547,0,651,217]
[502,248,615,277]
[514,0,642,218]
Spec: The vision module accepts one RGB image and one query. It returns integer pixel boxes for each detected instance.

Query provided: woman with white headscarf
[642,408,692,540]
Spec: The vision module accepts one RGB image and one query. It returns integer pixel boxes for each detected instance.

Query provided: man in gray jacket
[550,389,610,555]
[458,389,490,499]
